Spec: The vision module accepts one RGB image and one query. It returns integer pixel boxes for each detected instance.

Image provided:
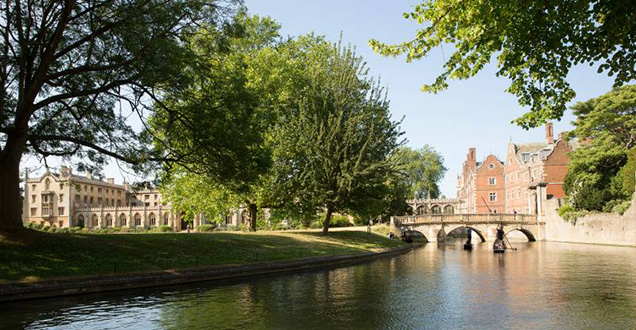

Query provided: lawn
[0,230,404,282]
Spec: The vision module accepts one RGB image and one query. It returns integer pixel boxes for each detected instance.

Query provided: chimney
[469,148,476,161]
[86,171,92,180]
[107,178,115,185]
[545,123,554,145]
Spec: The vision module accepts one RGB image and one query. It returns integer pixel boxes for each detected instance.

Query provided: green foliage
[392,146,447,199]
[328,214,353,228]
[564,86,636,211]
[370,1,636,128]
[622,148,636,197]
[264,36,404,232]
[558,205,591,223]
[197,224,216,232]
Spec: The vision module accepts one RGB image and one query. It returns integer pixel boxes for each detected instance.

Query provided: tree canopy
[264,36,404,233]
[392,146,446,199]
[564,85,636,212]
[0,0,241,231]
[370,0,636,129]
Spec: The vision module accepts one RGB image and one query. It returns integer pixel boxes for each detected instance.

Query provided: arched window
[431,205,441,214]
[163,213,170,225]
[77,215,85,228]
[443,205,454,214]
[92,214,99,227]
[134,213,141,227]
[119,214,127,227]
[149,213,156,226]
[45,178,50,190]
[105,214,113,227]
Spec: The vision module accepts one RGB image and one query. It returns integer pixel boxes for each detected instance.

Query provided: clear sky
[244,0,616,197]
[21,1,618,198]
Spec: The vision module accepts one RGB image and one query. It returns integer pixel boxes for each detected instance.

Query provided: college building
[457,123,576,215]
[21,167,255,229]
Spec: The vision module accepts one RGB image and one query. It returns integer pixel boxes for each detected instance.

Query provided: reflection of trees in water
[156,263,396,329]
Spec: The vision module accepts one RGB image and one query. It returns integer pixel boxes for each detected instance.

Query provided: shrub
[622,148,636,197]
[81,228,90,233]
[112,227,122,233]
[329,214,352,228]
[48,227,57,233]
[226,225,239,231]
[158,225,173,233]
[42,226,50,232]
[197,224,216,232]
[612,200,632,215]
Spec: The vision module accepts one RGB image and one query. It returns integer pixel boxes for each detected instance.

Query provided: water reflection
[2,242,636,329]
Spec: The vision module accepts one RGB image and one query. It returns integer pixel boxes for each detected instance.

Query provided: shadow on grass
[0,230,403,282]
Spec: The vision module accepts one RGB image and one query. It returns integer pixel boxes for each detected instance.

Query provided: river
[2,241,636,329]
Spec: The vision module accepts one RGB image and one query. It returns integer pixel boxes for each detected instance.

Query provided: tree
[564,85,636,211]
[392,146,446,199]
[370,1,636,129]
[266,36,404,233]
[153,12,282,231]
[0,0,239,232]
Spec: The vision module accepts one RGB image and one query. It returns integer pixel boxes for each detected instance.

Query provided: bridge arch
[442,225,487,242]
[505,228,537,242]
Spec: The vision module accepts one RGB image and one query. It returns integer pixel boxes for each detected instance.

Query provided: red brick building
[457,149,505,214]
[459,123,575,215]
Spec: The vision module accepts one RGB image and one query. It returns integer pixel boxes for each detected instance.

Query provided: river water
[2,241,636,330]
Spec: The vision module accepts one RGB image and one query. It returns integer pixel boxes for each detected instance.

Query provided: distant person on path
[187,223,191,234]
[367,219,373,234]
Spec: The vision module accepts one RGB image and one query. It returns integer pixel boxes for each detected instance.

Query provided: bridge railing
[391,213,538,226]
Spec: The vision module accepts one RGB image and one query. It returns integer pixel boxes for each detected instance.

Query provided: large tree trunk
[248,202,258,232]
[322,206,334,234]
[0,148,25,232]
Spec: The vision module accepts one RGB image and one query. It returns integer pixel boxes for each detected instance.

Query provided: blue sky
[21,1,618,198]
[244,0,617,197]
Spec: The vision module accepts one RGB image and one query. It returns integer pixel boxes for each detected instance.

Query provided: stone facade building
[408,198,460,215]
[457,148,505,214]
[24,167,193,229]
[22,167,260,230]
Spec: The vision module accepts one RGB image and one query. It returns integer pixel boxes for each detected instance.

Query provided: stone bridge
[390,214,544,243]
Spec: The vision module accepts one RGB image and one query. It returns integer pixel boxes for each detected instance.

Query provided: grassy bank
[0,230,403,283]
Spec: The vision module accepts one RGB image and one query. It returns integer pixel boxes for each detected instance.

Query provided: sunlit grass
[0,230,403,283]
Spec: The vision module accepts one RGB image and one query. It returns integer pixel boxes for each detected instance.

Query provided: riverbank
[0,230,409,302]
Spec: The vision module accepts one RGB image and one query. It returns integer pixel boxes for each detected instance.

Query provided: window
[43,195,49,203]
[120,214,127,227]
[84,185,87,191]
[32,184,36,191]
[59,183,64,190]
[489,192,497,201]
[117,191,121,197]
[98,187,102,193]
[134,214,141,227]
[517,188,521,198]
[58,221,63,227]
[90,186,93,192]
[45,178,50,190]
[117,200,122,207]
[149,213,156,226]
[75,195,80,204]
[489,163,495,170]
[105,214,113,227]
[59,194,64,202]
[30,208,37,216]
[31,195,36,203]
[90,196,94,205]
[98,197,102,205]
[58,207,64,215]
[154,194,157,200]
[144,195,150,200]
[488,177,496,185]
[42,207,50,216]
[84,196,87,204]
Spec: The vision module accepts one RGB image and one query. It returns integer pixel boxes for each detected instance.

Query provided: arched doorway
[134,213,141,227]
[105,214,113,227]
[119,214,127,227]
[77,215,85,228]
[149,213,156,226]
[163,213,170,226]
[91,214,99,227]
